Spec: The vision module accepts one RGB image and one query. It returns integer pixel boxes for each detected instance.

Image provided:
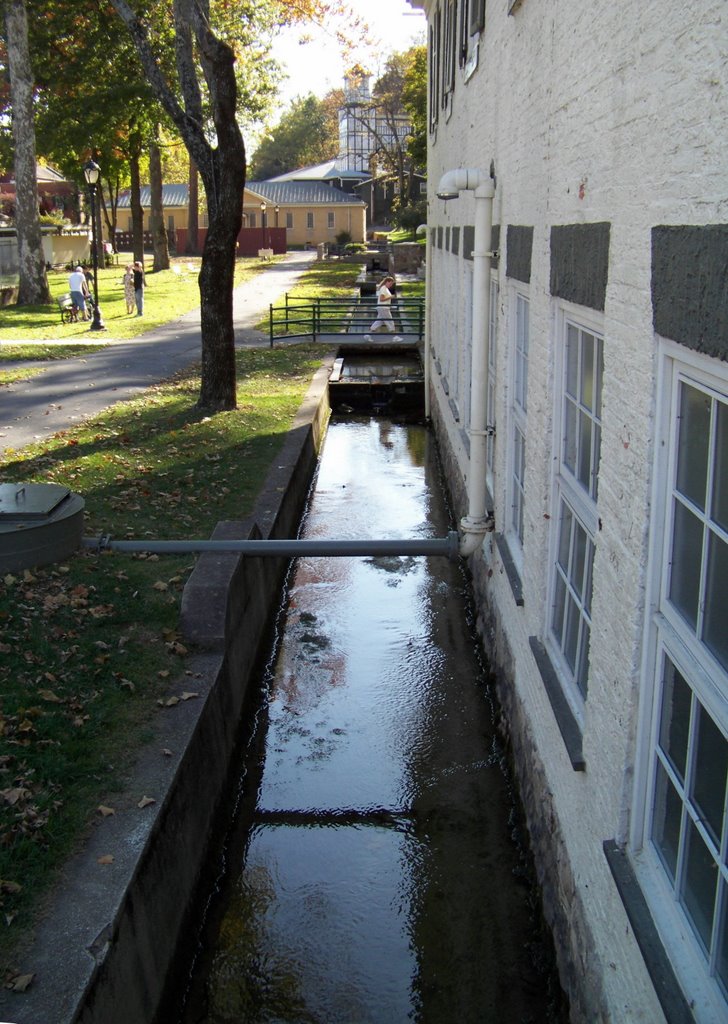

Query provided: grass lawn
[0,342,331,970]
[0,254,277,345]
[0,256,349,973]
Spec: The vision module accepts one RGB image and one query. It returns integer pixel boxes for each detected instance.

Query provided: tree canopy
[249,90,341,179]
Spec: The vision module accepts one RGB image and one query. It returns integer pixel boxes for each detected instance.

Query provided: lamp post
[260,200,267,249]
[274,204,280,251]
[83,159,105,331]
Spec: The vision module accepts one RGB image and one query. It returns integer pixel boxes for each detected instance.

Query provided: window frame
[545,303,604,722]
[631,340,728,1021]
[485,275,498,496]
[505,288,529,567]
[306,211,314,230]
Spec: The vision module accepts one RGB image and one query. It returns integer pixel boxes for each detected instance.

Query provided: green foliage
[392,197,427,238]
[402,45,427,172]
[249,92,340,179]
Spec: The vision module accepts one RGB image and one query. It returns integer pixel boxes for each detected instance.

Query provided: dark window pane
[563,593,579,672]
[652,759,682,883]
[676,383,710,511]
[557,503,572,569]
[573,522,587,601]
[713,400,728,531]
[566,325,578,397]
[578,410,592,491]
[658,658,692,782]
[595,340,604,419]
[668,499,704,630]
[564,399,577,474]
[582,333,595,411]
[552,573,566,640]
[681,817,718,954]
[704,531,728,672]
[692,704,728,848]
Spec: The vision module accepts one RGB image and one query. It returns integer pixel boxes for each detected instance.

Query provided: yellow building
[115,181,366,253]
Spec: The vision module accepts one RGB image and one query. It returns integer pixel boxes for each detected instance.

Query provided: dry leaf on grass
[137,796,156,809]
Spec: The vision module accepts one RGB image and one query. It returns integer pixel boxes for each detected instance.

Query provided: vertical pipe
[460,178,495,555]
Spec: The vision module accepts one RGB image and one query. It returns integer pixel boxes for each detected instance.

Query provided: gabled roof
[117,184,188,209]
[245,181,365,207]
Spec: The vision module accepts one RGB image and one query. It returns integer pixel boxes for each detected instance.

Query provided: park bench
[57,293,79,324]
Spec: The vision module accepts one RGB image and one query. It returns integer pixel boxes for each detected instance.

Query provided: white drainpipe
[436,168,496,557]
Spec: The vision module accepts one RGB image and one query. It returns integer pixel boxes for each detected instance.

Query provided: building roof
[245,181,365,207]
[268,160,367,184]
[117,184,189,209]
[115,180,364,209]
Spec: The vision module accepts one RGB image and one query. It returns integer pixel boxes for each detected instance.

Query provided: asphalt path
[0,250,316,455]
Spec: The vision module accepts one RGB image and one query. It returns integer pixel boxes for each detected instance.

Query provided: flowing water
[176,418,565,1024]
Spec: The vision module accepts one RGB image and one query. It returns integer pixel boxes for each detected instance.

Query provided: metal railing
[268,293,425,346]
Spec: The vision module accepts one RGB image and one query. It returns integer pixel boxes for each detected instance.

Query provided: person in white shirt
[368,275,396,334]
[68,266,90,320]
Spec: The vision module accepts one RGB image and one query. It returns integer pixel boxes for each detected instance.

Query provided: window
[470,0,485,34]
[638,357,728,1013]
[429,8,441,132]
[507,293,529,553]
[442,0,457,107]
[328,211,335,229]
[419,181,427,195]
[548,315,603,706]
[286,212,293,230]
[249,212,256,228]
[307,212,314,230]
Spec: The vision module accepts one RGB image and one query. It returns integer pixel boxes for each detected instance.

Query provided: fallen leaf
[97,854,114,865]
[152,581,168,592]
[10,971,34,992]
[162,748,172,757]
[38,689,62,703]
[137,796,155,809]
[97,805,115,817]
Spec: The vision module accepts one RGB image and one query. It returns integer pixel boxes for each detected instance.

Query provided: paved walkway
[0,251,316,455]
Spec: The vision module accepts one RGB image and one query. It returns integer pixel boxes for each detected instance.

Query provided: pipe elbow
[458,515,494,557]
[436,168,494,200]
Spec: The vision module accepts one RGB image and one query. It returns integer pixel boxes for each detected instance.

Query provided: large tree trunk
[186,158,199,255]
[149,137,170,270]
[129,151,144,264]
[4,0,51,305]
[110,0,245,410]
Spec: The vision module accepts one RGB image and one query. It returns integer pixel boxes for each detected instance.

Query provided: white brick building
[412,0,728,1020]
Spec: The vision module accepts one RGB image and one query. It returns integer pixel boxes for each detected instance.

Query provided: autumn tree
[2,0,51,305]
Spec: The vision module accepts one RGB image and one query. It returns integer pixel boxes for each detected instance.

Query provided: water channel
[172,417,566,1024]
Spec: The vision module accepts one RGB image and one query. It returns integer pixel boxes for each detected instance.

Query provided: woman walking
[366,275,401,339]
[123,264,135,315]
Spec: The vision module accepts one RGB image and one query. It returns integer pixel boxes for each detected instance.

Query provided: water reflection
[181,419,564,1023]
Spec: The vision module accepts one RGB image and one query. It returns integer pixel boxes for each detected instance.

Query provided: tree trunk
[110,0,245,410]
[129,152,144,263]
[186,158,199,255]
[4,0,51,305]
[149,137,170,270]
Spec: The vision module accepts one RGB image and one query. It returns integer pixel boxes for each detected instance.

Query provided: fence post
[269,303,274,348]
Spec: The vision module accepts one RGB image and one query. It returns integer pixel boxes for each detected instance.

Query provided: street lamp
[260,200,267,249]
[83,159,105,331]
[274,204,280,251]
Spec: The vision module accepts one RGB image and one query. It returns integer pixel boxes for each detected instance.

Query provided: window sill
[528,637,585,770]
[603,841,694,1024]
[495,533,524,606]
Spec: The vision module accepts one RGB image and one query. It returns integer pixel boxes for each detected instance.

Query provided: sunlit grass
[0,343,329,965]
[0,255,274,344]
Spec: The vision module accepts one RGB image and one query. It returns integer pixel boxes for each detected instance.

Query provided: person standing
[68,265,91,321]
[133,260,145,316]
[123,264,135,315]
[367,275,400,338]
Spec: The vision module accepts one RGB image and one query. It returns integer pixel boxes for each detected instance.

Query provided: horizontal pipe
[82,532,461,561]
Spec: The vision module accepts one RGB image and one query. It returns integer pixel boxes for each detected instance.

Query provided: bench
[57,293,79,324]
